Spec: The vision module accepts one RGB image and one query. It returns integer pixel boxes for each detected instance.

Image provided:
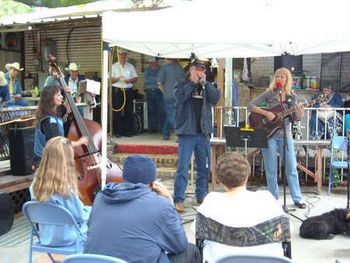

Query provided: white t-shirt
[196,190,286,263]
[68,77,78,95]
[112,61,137,89]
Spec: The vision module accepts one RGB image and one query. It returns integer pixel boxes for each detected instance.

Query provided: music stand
[224,126,268,156]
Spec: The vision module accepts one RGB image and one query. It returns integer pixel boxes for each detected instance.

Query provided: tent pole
[224,58,233,127]
[101,42,109,189]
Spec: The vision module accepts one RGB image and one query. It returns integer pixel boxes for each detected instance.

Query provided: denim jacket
[5,72,22,95]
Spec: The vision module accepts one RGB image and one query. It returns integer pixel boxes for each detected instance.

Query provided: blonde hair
[267,67,293,95]
[33,136,79,202]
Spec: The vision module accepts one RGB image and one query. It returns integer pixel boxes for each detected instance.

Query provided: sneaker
[163,135,170,140]
[175,203,185,213]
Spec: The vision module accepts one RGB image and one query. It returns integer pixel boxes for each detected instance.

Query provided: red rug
[115,144,178,154]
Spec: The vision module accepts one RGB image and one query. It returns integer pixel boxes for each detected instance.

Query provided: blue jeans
[162,98,175,137]
[261,136,303,203]
[7,98,29,107]
[147,89,164,131]
[174,134,210,203]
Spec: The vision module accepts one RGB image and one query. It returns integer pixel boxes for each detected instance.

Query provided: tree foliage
[18,0,98,8]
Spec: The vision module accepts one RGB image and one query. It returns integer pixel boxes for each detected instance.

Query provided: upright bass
[49,56,123,205]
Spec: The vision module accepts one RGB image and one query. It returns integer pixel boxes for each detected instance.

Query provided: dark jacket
[64,74,85,89]
[84,182,187,263]
[174,79,220,136]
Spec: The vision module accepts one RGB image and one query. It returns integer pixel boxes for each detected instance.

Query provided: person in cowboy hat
[64,62,86,116]
[64,62,86,98]
[0,71,10,108]
[5,62,28,107]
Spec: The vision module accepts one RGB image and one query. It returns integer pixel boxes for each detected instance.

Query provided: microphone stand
[279,91,294,260]
[279,91,303,222]
[279,91,289,213]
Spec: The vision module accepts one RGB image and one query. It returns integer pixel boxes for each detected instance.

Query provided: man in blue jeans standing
[144,58,164,133]
[157,59,185,140]
[173,61,220,213]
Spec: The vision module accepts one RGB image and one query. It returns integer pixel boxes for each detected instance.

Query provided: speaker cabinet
[9,126,35,175]
[274,54,303,75]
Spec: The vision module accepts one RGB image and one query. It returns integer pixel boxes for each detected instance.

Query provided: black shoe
[122,133,133,137]
[115,133,122,138]
[163,135,170,140]
[197,199,204,205]
[295,202,306,209]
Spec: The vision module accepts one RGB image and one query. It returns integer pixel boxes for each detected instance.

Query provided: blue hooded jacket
[84,182,188,263]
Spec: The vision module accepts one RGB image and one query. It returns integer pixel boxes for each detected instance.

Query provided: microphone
[200,79,206,89]
[274,81,283,91]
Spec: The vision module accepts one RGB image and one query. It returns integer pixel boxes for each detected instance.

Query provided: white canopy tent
[100,0,350,186]
[102,0,350,58]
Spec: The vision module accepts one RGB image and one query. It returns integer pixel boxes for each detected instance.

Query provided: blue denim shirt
[29,185,91,248]
[5,72,22,95]
[144,67,159,90]
[0,85,10,105]
[157,63,185,99]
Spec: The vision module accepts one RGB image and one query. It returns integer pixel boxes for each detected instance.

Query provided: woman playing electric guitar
[247,67,306,209]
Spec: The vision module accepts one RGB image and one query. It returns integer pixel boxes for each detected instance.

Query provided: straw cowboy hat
[66,62,79,71]
[5,62,24,71]
[0,71,7,86]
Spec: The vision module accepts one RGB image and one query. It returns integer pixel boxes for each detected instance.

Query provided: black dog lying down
[300,209,350,240]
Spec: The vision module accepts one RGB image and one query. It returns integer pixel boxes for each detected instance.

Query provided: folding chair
[63,253,127,263]
[328,136,349,207]
[214,253,293,263]
[22,201,84,263]
[195,212,292,262]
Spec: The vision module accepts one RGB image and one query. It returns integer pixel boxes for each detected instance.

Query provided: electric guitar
[248,95,327,138]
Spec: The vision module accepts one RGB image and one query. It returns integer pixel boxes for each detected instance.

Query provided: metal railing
[212,106,350,182]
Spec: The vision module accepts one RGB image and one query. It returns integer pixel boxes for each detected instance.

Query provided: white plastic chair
[215,254,293,263]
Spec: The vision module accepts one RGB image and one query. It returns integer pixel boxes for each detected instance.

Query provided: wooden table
[210,137,226,188]
[295,140,330,194]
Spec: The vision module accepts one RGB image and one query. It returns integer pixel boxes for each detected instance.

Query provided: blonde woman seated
[196,152,289,262]
[30,136,91,248]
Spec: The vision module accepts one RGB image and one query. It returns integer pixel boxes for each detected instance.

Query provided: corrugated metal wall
[340,52,350,91]
[23,22,150,93]
[24,25,102,79]
[250,57,274,87]
[302,54,322,77]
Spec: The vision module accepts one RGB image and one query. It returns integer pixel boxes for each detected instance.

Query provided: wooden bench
[0,160,33,193]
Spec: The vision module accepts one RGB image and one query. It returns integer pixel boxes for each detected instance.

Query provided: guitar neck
[282,99,318,116]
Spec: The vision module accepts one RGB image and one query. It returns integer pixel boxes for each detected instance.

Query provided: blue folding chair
[63,254,127,263]
[215,254,293,263]
[328,136,349,202]
[22,201,84,263]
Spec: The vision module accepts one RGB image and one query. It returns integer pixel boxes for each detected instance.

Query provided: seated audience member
[30,136,91,247]
[196,152,287,263]
[309,83,343,139]
[64,62,85,99]
[5,62,29,107]
[84,154,201,263]
[0,71,9,108]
